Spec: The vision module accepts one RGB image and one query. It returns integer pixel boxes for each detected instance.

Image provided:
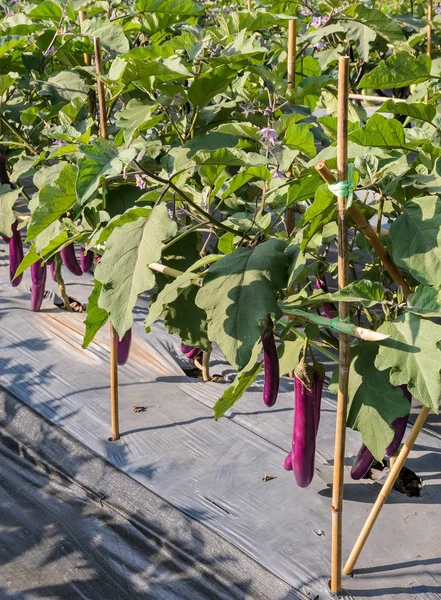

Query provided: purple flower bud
[167,209,174,218]
[272,169,285,179]
[263,107,273,116]
[436,3,441,13]
[44,45,55,57]
[299,7,311,16]
[314,40,328,50]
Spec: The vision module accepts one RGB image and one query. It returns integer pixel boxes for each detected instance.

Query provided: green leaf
[218,232,235,255]
[378,100,436,124]
[389,196,441,285]
[213,341,263,419]
[278,338,303,377]
[81,17,130,55]
[14,245,42,278]
[344,3,406,45]
[82,280,109,349]
[286,237,307,287]
[406,285,441,317]
[283,123,316,158]
[164,285,209,350]
[40,71,89,104]
[0,36,27,58]
[115,99,162,141]
[27,0,62,20]
[95,204,177,337]
[93,207,151,246]
[349,114,407,150]
[136,0,203,15]
[301,184,336,251]
[27,164,77,241]
[327,280,385,307]
[343,342,410,461]
[375,313,441,412]
[188,66,237,107]
[145,271,198,328]
[196,239,288,369]
[76,140,123,203]
[0,72,19,97]
[359,52,432,89]
[0,185,20,238]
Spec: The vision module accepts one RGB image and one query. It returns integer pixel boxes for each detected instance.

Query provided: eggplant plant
[1,0,441,477]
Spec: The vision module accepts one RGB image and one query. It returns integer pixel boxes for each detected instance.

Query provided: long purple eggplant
[61,244,82,276]
[386,385,412,457]
[80,247,94,273]
[291,362,317,488]
[262,318,279,407]
[180,343,202,360]
[9,221,23,287]
[350,444,375,480]
[117,329,132,366]
[48,256,57,282]
[315,277,337,319]
[30,260,47,312]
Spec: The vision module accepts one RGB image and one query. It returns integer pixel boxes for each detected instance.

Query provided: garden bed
[1,243,440,600]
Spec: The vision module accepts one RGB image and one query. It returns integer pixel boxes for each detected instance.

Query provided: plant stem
[161,220,209,251]
[133,160,251,239]
[54,254,72,311]
[202,347,211,381]
[0,115,39,155]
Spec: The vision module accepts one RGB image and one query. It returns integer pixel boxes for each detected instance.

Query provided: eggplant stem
[202,348,211,381]
[54,254,72,311]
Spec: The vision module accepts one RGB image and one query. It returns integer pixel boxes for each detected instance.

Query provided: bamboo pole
[348,94,406,104]
[314,161,412,298]
[247,0,251,10]
[426,0,433,103]
[287,19,296,88]
[79,10,96,116]
[343,406,431,575]
[94,36,119,442]
[330,56,350,595]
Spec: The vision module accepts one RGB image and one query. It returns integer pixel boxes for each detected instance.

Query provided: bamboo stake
[94,36,119,442]
[314,161,412,298]
[247,0,251,10]
[330,56,350,595]
[287,19,296,88]
[79,10,96,116]
[343,406,431,575]
[426,0,433,103]
[348,94,406,104]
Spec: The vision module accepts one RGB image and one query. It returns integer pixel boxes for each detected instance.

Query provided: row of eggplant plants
[1,0,441,488]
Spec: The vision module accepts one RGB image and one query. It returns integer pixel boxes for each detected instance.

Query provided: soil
[366,460,422,497]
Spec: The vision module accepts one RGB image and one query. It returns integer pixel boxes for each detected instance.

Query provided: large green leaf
[196,238,288,369]
[164,285,209,350]
[27,164,77,241]
[359,52,432,89]
[145,271,198,329]
[301,184,336,250]
[82,281,109,349]
[379,100,436,124]
[283,123,316,158]
[95,204,177,337]
[344,4,406,45]
[27,0,62,20]
[40,71,89,104]
[81,17,130,55]
[136,0,203,15]
[349,114,407,150]
[327,280,386,307]
[375,313,441,411]
[188,66,237,107]
[0,36,27,57]
[76,140,123,203]
[406,285,441,317]
[389,196,441,285]
[0,185,20,238]
[278,338,303,377]
[115,99,162,141]
[341,342,410,461]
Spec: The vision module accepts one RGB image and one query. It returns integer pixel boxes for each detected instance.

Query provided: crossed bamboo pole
[426,0,433,103]
[94,36,120,442]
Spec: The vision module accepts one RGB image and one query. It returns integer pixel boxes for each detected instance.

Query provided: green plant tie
[328,163,355,208]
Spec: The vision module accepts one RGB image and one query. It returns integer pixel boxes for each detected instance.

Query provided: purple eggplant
[117,329,132,366]
[180,343,202,360]
[61,244,82,276]
[315,277,337,319]
[48,256,57,282]
[30,260,47,312]
[262,319,279,407]
[80,247,94,273]
[9,221,23,287]
[386,385,412,458]
[291,362,317,488]
[283,450,293,471]
[350,444,375,480]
